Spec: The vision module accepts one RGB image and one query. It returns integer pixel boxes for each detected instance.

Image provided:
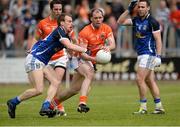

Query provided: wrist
[83,48,88,53]
[156,54,161,58]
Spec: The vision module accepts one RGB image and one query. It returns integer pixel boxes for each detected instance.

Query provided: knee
[52,79,61,88]
[84,71,94,79]
[136,75,144,85]
[145,78,151,84]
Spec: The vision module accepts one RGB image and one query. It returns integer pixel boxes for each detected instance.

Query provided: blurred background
[0,0,180,83]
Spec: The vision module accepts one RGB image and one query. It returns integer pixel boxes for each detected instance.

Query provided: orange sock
[57,103,65,111]
[53,97,65,111]
[79,96,87,105]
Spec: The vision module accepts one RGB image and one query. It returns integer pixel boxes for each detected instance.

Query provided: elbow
[117,19,125,25]
[111,45,116,50]
[110,43,116,50]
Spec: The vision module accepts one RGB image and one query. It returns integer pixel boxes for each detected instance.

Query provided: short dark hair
[50,0,62,10]
[89,8,104,18]
[139,0,150,6]
[57,13,72,26]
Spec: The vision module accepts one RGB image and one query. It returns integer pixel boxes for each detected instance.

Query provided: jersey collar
[90,23,102,30]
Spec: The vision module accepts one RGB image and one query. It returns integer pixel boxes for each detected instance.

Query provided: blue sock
[140,99,147,103]
[10,97,21,105]
[154,98,161,103]
[42,101,50,109]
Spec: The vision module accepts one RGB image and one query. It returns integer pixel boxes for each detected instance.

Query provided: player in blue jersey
[7,13,87,118]
[117,0,165,114]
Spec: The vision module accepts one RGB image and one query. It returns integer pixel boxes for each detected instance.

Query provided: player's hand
[128,0,138,13]
[26,49,31,54]
[100,46,110,52]
[153,55,161,67]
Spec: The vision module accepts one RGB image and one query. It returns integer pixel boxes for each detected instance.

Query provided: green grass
[0,81,180,126]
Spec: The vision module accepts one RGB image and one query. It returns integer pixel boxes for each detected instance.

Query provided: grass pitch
[0,81,180,126]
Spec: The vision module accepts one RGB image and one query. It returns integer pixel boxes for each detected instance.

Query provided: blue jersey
[31,26,69,65]
[132,14,160,56]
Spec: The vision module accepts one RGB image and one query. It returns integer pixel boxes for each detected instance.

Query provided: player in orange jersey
[35,0,69,116]
[53,8,116,113]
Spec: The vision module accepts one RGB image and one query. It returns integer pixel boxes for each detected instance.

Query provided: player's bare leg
[7,69,44,118]
[133,67,149,114]
[146,71,165,114]
[39,67,60,117]
[77,62,94,113]
[49,66,67,116]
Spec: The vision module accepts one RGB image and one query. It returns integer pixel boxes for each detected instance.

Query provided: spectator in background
[169,0,180,48]
[9,0,25,49]
[22,9,36,50]
[111,0,125,20]
[103,4,112,22]
[74,0,90,32]
[9,0,24,19]
[23,0,39,20]
[107,15,118,38]
[155,0,170,47]
[0,0,9,13]
[155,0,170,31]
[42,0,51,18]
[0,8,15,57]
[64,4,73,15]
[177,0,180,9]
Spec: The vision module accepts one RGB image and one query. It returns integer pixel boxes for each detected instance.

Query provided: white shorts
[48,55,69,69]
[68,57,94,70]
[25,54,45,73]
[137,54,157,70]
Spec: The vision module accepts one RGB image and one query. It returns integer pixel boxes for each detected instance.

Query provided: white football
[96,49,111,64]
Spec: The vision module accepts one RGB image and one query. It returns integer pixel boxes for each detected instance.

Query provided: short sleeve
[149,17,160,32]
[105,25,113,38]
[36,21,43,37]
[78,28,88,44]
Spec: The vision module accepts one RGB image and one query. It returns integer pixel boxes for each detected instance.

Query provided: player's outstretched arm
[61,39,87,53]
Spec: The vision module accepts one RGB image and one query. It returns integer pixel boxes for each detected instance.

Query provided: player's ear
[60,21,64,26]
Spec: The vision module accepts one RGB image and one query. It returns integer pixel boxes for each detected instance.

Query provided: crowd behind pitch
[0,0,179,57]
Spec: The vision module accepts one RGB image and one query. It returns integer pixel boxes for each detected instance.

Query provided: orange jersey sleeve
[36,16,64,60]
[78,23,113,57]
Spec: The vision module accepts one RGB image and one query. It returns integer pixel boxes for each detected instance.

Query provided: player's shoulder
[147,14,160,27]
[79,24,91,35]
[148,15,158,23]
[101,23,111,28]
[38,17,49,25]
[101,23,112,30]
[81,24,92,31]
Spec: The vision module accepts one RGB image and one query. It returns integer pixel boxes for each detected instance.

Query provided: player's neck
[49,14,56,21]
[61,26,68,34]
[140,12,149,20]
[91,23,101,30]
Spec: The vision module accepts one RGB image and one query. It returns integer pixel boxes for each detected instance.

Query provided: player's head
[58,13,73,33]
[50,0,62,19]
[137,0,150,18]
[90,8,104,29]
